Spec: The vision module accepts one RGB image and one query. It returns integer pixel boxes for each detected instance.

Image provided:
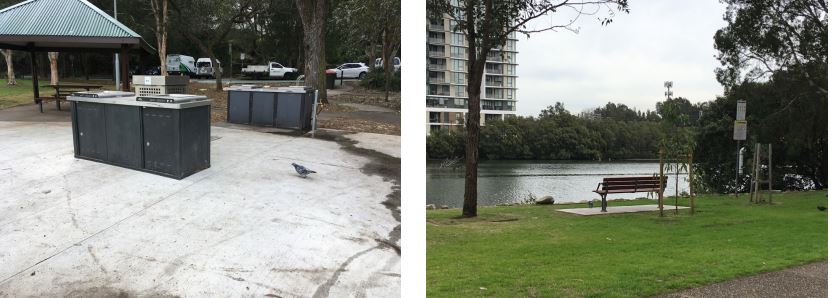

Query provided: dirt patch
[318,118,400,136]
[427,214,521,225]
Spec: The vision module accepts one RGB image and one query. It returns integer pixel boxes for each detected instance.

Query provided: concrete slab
[0,121,400,297]
[344,132,401,158]
[557,204,689,216]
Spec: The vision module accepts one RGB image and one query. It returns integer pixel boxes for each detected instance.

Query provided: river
[426,160,690,208]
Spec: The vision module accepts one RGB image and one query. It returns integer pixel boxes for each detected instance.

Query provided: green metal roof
[0,0,140,38]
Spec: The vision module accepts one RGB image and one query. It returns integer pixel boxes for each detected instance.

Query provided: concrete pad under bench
[557,204,689,216]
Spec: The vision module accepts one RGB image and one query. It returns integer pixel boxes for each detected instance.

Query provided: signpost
[734,100,747,197]
[733,120,747,141]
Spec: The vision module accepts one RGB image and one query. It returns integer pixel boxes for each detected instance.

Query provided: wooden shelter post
[689,151,695,215]
[29,50,39,106]
[120,44,130,91]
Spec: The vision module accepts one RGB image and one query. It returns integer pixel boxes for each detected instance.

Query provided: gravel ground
[655,261,827,298]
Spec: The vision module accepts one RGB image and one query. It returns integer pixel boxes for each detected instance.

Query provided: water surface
[426,160,690,208]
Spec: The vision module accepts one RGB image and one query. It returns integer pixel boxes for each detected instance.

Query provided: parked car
[241,62,298,79]
[375,57,401,72]
[144,66,161,75]
[166,54,196,77]
[329,62,370,79]
[195,58,222,79]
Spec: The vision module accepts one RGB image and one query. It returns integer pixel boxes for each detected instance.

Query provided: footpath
[656,261,826,298]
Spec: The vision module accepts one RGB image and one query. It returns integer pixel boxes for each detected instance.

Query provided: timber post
[659,147,664,217]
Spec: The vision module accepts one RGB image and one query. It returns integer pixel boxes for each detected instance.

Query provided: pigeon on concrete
[292,163,316,178]
[818,205,826,211]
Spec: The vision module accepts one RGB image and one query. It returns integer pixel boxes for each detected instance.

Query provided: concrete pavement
[0,120,400,297]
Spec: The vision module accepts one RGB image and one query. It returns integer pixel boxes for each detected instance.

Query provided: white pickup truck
[241,62,298,80]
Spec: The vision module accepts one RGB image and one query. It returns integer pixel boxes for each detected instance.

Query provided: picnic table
[38,83,103,113]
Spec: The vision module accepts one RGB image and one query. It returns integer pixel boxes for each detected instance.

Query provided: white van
[166,54,196,77]
[374,57,401,71]
[195,58,222,79]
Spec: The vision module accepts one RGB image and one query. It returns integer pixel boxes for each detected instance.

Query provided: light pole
[113,0,119,90]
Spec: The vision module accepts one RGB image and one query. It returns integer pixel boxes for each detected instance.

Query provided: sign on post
[733,120,747,140]
[736,100,746,120]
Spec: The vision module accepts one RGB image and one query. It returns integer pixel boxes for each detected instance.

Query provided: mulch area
[190,83,400,136]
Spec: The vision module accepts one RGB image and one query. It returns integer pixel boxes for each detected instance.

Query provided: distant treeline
[427,100,697,161]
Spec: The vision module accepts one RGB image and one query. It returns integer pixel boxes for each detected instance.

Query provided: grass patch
[0,78,116,110]
[427,191,827,297]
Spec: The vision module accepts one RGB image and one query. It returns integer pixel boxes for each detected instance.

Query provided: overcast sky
[516,0,728,116]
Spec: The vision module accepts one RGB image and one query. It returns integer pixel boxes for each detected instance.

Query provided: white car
[330,62,370,79]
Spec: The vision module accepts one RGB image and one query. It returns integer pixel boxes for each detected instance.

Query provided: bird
[292,163,316,178]
[817,205,826,212]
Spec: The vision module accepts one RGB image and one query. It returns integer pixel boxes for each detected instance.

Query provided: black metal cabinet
[276,93,304,129]
[105,105,142,168]
[226,87,315,130]
[228,91,251,124]
[251,92,276,126]
[73,102,107,160]
[143,108,179,175]
[70,99,211,180]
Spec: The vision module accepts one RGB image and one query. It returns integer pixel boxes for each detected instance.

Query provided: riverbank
[426,190,827,297]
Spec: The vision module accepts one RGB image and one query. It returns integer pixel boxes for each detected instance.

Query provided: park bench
[593,176,667,212]
[37,83,102,113]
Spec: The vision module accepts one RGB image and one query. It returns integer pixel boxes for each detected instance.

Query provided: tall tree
[149,0,169,76]
[0,49,15,85]
[171,0,256,91]
[428,0,629,217]
[380,0,400,101]
[714,0,827,95]
[296,0,328,103]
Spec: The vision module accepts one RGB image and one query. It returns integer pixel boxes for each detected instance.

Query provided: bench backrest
[600,176,667,191]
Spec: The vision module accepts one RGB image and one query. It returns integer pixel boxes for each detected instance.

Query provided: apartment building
[426,16,519,133]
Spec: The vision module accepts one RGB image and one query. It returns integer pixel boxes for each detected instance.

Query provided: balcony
[428,24,444,31]
[428,37,445,44]
[428,51,445,58]
[482,105,515,111]
[428,64,447,71]
[427,98,466,109]
[486,53,504,62]
[485,80,504,87]
[428,77,448,84]
[485,68,503,75]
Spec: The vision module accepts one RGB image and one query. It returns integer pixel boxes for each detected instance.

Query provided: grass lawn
[427,191,827,297]
[0,78,115,110]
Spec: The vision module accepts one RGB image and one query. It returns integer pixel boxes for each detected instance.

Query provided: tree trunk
[462,56,488,217]
[209,53,223,91]
[1,49,16,85]
[296,0,328,103]
[48,52,59,85]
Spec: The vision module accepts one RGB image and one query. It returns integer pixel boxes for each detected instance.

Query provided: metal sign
[736,100,746,120]
[733,120,747,140]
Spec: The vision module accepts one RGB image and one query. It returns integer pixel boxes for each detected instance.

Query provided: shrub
[360,67,400,91]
